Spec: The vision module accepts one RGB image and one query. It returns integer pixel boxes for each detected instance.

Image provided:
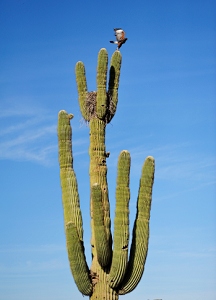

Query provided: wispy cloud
[106,141,216,199]
[152,146,216,181]
[177,247,216,259]
[0,101,90,165]
[0,259,66,276]
[0,244,65,254]
[0,244,67,276]
[0,103,58,165]
[129,142,216,183]
[0,117,44,136]
[0,98,46,118]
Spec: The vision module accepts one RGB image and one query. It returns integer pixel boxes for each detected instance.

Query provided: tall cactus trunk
[89,118,112,265]
[57,48,155,299]
[90,260,118,300]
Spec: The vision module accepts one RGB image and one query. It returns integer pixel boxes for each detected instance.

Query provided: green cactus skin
[66,222,92,295]
[58,111,92,296]
[75,62,89,121]
[57,48,155,299]
[96,49,108,119]
[91,183,111,267]
[109,150,130,288]
[118,156,155,295]
[107,51,121,122]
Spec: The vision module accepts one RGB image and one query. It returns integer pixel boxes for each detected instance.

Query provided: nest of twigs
[85,91,115,123]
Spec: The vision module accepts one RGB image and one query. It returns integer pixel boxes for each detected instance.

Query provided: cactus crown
[75,48,121,123]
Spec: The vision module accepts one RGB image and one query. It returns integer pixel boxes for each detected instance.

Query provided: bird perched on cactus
[110,28,128,50]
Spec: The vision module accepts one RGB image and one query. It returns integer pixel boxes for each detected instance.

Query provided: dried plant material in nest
[85,91,97,118]
[85,91,116,123]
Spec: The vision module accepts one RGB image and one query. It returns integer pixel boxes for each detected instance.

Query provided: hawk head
[110,28,128,50]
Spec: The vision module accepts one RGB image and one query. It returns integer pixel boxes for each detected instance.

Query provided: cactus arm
[66,222,93,296]
[58,110,83,236]
[109,150,130,288]
[75,62,89,121]
[57,110,92,295]
[107,51,122,123]
[91,183,112,267]
[96,48,108,119]
[118,156,155,295]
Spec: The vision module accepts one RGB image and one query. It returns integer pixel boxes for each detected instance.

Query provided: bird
[110,28,128,50]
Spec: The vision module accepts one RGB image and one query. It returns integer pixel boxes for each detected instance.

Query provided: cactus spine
[57,48,155,299]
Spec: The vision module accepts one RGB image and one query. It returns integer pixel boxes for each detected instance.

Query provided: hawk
[110,28,128,50]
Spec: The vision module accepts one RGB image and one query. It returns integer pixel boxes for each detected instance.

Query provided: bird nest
[85,91,116,123]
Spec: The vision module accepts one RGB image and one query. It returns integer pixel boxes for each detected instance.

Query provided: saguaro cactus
[57,48,155,299]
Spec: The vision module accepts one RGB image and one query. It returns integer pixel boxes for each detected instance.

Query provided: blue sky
[0,0,215,299]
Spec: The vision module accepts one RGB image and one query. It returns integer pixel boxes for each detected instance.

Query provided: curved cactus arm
[118,156,155,295]
[58,110,83,237]
[91,183,112,267]
[96,48,108,119]
[66,222,93,296]
[58,110,92,295]
[75,62,89,121]
[109,150,130,288]
[107,51,122,123]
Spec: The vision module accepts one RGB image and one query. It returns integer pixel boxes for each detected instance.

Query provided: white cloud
[0,104,58,165]
[127,142,216,185]
[0,101,90,165]
[0,259,67,275]
[0,244,67,275]
[0,244,65,253]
